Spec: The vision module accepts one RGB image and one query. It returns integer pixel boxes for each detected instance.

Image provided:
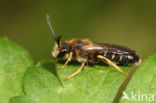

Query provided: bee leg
[59,52,73,69]
[64,62,85,80]
[97,55,128,76]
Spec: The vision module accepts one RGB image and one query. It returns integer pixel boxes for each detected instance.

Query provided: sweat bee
[46,14,142,80]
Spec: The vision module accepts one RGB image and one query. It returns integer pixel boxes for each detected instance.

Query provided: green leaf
[119,55,156,103]
[0,38,33,103]
[9,60,131,103]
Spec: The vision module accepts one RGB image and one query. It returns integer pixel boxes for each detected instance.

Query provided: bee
[46,14,142,80]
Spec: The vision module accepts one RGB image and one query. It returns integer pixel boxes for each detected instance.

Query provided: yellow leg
[59,52,73,69]
[64,62,85,80]
[97,55,128,76]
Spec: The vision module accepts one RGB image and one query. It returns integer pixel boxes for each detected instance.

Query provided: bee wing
[83,42,135,55]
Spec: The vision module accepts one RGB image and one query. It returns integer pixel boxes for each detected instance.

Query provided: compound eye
[57,43,69,58]
[57,48,67,58]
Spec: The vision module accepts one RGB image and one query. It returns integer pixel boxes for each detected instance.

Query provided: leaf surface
[0,38,33,103]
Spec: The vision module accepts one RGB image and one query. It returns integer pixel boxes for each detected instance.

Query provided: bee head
[52,42,70,58]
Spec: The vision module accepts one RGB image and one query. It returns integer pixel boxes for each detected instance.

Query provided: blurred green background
[0,0,156,62]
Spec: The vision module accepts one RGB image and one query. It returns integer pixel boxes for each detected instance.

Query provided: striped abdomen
[104,53,141,65]
[91,43,142,65]
[95,50,141,65]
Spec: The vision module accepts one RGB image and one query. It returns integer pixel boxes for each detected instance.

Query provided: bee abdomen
[96,51,141,65]
[118,54,141,65]
[106,53,141,65]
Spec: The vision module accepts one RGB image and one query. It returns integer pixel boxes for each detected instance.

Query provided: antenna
[46,14,61,46]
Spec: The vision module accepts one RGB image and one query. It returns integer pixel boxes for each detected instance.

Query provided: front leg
[59,52,73,69]
[64,62,86,80]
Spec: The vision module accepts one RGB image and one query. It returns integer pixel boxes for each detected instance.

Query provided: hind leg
[97,55,128,76]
